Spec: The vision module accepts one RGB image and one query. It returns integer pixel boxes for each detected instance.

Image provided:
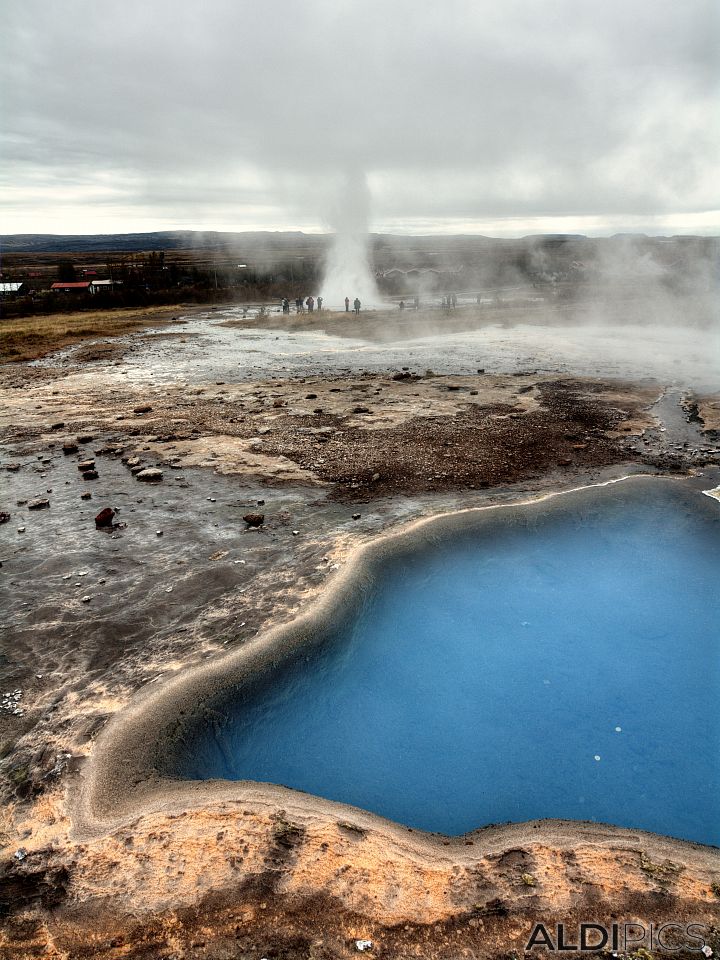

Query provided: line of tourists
[281,296,362,314]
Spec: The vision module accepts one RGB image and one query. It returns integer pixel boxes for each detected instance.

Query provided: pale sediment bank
[76,475,720,836]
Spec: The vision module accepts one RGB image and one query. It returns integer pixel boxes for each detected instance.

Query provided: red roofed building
[51,281,92,293]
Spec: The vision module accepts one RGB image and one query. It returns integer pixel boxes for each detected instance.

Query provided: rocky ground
[1,312,720,959]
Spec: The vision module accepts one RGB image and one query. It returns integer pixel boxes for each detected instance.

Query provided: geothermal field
[1,229,720,958]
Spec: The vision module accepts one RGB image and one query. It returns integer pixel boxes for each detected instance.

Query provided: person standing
[353,297,361,314]
[345,296,350,312]
[317,296,323,311]
[307,295,315,312]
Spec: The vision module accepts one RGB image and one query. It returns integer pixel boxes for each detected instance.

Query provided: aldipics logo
[525,922,712,953]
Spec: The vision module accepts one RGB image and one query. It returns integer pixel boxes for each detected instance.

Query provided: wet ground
[2,303,720,958]
[31,304,720,391]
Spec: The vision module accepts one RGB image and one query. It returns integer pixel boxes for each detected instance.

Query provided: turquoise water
[178,483,720,843]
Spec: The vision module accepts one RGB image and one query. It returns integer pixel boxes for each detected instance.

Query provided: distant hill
[0,231,320,253]
[1,230,716,256]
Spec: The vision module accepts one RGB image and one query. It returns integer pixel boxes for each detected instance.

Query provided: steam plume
[321,170,380,308]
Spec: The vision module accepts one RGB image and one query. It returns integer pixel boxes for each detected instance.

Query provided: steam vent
[2,2,720,958]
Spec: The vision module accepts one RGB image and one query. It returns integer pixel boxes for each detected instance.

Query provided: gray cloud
[1,0,718,234]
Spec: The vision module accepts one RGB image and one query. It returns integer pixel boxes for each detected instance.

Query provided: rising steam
[321,170,380,308]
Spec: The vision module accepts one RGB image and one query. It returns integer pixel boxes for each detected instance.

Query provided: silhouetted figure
[353,297,361,314]
[296,297,305,314]
[442,296,447,308]
[414,296,419,310]
[345,296,350,312]
[399,300,405,310]
[317,296,323,311]
[307,295,315,312]
[282,298,290,314]
[451,293,457,308]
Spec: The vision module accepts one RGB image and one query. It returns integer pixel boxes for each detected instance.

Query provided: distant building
[51,281,92,294]
[89,279,120,293]
[0,281,27,297]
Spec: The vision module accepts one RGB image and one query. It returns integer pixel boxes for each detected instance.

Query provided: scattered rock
[81,492,92,500]
[392,372,411,381]
[305,393,317,399]
[77,460,95,471]
[557,457,573,466]
[95,507,115,528]
[17,526,25,533]
[62,442,79,454]
[6,463,20,472]
[136,468,163,482]
[81,596,92,603]
[133,405,153,414]
[243,513,265,528]
[77,434,94,444]
[352,406,370,414]
[0,512,10,524]
[50,422,65,430]
[355,941,373,952]
[28,498,50,510]
[352,513,361,520]
[156,530,163,537]
[371,472,380,482]
[82,470,99,480]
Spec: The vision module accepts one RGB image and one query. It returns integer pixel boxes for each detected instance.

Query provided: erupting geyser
[321,169,380,308]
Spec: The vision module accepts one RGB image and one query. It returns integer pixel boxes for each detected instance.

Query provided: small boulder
[243,513,265,528]
[133,405,153,414]
[77,460,95,471]
[77,434,94,444]
[81,492,92,500]
[0,511,10,524]
[83,470,99,480]
[62,442,79,455]
[136,468,163,483]
[50,422,65,430]
[28,498,50,510]
[95,507,115,528]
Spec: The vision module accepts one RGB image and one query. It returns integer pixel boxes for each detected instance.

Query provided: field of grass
[0,304,193,364]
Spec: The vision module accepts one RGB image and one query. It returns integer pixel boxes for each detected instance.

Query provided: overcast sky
[1,0,718,236]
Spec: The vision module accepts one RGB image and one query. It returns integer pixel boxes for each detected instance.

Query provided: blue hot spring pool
[175,482,720,844]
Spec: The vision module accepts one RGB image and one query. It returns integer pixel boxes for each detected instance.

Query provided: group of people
[281,296,362,314]
[281,295,324,314]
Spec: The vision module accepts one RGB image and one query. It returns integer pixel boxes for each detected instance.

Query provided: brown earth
[0,304,213,364]
[1,351,719,959]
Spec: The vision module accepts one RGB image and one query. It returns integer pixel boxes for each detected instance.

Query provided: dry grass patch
[0,304,190,363]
